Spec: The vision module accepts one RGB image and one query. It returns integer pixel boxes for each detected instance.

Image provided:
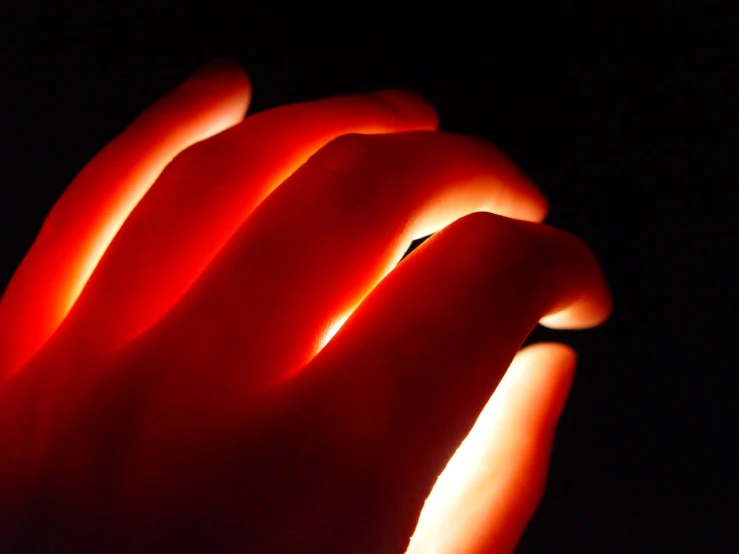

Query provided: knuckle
[292,134,389,210]
[451,212,595,279]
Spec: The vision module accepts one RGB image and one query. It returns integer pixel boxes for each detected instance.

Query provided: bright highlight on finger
[47,88,437,372]
[65,62,252,317]
[0,60,251,379]
[407,342,577,554]
[139,132,547,393]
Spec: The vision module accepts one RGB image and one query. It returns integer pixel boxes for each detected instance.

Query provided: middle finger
[52,89,438,363]
[140,131,548,402]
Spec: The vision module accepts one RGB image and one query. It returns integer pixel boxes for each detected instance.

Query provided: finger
[0,59,251,378]
[407,342,577,554]
[141,131,547,398]
[291,211,610,552]
[50,90,439,369]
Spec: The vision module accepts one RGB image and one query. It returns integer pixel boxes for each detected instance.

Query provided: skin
[0,60,611,553]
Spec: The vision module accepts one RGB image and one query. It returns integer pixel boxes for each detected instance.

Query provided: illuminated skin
[0,61,611,553]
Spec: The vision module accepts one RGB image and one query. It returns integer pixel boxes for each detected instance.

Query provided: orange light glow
[311,312,350,361]
[64,114,246,317]
[406,343,577,553]
[0,63,612,553]
[0,62,251,378]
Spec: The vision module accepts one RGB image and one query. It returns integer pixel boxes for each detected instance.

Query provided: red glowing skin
[0,61,611,553]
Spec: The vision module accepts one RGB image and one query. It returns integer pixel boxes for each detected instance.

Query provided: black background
[0,2,735,552]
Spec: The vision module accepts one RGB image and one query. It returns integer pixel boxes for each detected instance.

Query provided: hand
[0,60,611,553]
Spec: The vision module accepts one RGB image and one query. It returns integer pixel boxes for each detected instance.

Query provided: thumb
[407,342,577,554]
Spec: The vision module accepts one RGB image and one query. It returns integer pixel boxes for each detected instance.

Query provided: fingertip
[522,173,549,222]
[529,227,613,330]
[516,341,576,368]
[518,185,549,223]
[188,58,249,86]
[539,271,613,330]
[522,342,578,434]
[182,58,252,110]
[454,135,550,223]
[504,342,577,412]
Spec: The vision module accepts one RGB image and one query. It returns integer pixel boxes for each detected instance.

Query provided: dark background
[0,2,735,552]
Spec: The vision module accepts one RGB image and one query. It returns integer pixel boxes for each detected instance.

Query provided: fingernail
[193,58,241,78]
[184,58,247,91]
[374,88,439,127]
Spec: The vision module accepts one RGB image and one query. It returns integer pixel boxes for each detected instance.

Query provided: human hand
[0,60,611,553]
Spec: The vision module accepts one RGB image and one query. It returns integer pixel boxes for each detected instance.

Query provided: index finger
[0,59,251,378]
[16,87,439,384]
